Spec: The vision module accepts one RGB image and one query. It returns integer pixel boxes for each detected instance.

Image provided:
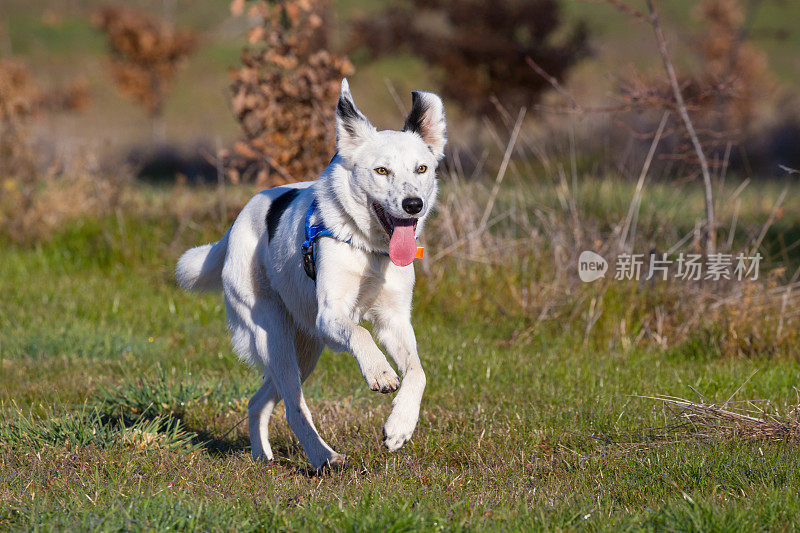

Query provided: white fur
[176,79,446,470]
[175,228,230,291]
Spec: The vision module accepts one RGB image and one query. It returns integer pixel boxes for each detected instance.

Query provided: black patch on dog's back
[266,188,300,242]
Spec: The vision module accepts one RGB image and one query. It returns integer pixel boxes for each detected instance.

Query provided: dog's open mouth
[373,203,418,267]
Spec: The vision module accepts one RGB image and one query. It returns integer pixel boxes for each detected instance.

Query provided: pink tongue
[388,219,417,267]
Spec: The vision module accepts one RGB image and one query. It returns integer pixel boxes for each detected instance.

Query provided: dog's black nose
[402,197,423,215]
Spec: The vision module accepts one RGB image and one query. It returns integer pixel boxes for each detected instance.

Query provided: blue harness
[300,199,345,281]
[301,199,397,281]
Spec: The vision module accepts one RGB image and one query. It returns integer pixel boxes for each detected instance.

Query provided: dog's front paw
[365,364,400,394]
[382,410,417,452]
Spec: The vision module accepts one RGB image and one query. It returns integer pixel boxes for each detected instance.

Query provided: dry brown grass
[0,148,125,244]
[656,394,800,443]
[427,182,800,359]
[418,110,800,359]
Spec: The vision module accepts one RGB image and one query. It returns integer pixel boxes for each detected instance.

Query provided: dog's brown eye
[416,165,428,174]
[375,167,388,175]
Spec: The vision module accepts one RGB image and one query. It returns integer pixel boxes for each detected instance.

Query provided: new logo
[578,251,608,282]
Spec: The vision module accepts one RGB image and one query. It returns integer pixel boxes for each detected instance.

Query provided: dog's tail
[175,227,230,292]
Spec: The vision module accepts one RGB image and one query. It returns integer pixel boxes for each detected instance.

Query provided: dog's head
[334,79,446,266]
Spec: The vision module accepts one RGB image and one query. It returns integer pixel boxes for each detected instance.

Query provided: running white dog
[176,79,446,470]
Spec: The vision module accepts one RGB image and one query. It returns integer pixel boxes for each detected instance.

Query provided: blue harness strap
[301,198,394,281]
[301,199,349,281]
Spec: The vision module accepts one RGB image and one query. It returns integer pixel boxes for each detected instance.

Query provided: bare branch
[644,0,716,254]
[526,57,581,110]
[533,104,633,115]
[578,0,647,22]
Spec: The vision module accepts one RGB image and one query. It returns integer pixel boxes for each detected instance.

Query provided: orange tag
[415,246,424,259]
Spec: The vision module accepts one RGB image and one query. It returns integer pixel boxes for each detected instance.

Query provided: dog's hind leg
[249,296,341,471]
[295,329,324,383]
[248,377,279,462]
[247,332,322,463]
[228,289,338,469]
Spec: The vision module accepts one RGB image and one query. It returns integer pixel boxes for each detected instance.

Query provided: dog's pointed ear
[403,91,447,161]
[336,79,375,160]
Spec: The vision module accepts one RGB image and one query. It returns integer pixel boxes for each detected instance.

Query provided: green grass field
[3,1,800,528]
[2,179,800,530]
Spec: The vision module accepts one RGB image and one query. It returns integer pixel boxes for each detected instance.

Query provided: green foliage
[0,404,200,453]
[94,370,248,422]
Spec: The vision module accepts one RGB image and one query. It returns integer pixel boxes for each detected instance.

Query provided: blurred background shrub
[349,0,589,114]
[92,5,197,142]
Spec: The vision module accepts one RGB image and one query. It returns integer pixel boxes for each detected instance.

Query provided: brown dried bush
[349,0,589,114]
[0,61,39,226]
[0,58,90,119]
[1,58,92,219]
[0,59,40,120]
[694,0,772,129]
[92,5,197,140]
[225,0,354,186]
[0,59,119,244]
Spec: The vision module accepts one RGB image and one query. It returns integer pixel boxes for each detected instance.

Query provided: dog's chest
[337,258,403,321]
[351,271,388,321]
